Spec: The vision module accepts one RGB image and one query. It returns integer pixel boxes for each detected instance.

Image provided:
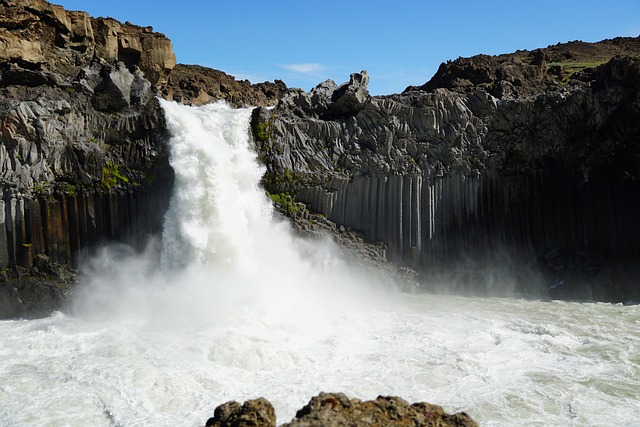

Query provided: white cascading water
[0,101,639,426]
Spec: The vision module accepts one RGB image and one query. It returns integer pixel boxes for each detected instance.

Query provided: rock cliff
[253,38,640,302]
[0,0,290,319]
[2,0,640,314]
[0,0,178,316]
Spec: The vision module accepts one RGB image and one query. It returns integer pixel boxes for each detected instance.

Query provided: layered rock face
[254,39,640,302]
[0,0,177,315]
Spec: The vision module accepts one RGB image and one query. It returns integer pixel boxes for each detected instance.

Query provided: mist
[69,100,399,332]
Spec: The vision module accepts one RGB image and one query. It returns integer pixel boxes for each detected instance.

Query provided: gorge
[1,1,640,312]
[1,82,638,427]
[0,0,640,425]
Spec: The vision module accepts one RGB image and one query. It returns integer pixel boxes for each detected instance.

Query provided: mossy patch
[100,161,129,190]
[548,61,606,84]
[251,112,273,143]
[267,191,303,217]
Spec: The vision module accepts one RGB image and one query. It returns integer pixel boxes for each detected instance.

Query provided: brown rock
[282,393,477,427]
[163,64,286,107]
[205,394,477,427]
[0,29,45,64]
[0,0,175,88]
[206,398,276,427]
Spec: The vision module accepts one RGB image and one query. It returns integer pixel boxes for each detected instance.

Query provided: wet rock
[205,398,276,427]
[0,265,78,319]
[204,394,477,427]
[284,393,477,427]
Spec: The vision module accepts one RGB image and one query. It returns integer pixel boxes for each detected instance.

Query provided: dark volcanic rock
[0,0,177,318]
[0,262,78,319]
[205,394,477,427]
[413,36,640,99]
[253,37,640,302]
[277,71,371,120]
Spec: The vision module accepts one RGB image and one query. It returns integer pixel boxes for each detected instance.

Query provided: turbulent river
[1,102,639,426]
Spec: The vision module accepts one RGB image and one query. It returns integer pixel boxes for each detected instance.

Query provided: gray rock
[255,56,640,302]
[329,70,370,117]
[92,62,135,112]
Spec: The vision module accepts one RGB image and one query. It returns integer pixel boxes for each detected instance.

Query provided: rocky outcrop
[269,192,417,289]
[205,393,477,427]
[163,64,287,107]
[253,38,640,302]
[409,37,640,99]
[0,0,176,86]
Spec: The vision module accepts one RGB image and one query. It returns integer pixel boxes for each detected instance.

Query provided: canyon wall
[254,45,640,301]
[0,0,176,273]
[2,0,640,308]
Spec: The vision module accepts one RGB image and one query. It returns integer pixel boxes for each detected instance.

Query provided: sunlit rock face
[254,43,640,302]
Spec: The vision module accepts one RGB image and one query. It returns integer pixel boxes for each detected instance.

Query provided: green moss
[548,61,606,84]
[267,191,300,216]
[63,183,77,195]
[250,111,274,144]
[101,161,129,190]
[33,182,47,194]
[261,168,302,192]
[254,122,271,142]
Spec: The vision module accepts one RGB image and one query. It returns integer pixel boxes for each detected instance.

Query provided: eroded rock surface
[163,64,287,107]
[205,393,477,427]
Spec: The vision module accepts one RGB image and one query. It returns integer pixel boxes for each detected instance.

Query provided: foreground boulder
[205,393,477,427]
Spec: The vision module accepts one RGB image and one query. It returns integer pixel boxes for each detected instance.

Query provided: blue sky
[54,1,640,95]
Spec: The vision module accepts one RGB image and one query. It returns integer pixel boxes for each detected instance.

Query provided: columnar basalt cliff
[253,38,640,302]
[0,0,179,316]
[0,0,291,318]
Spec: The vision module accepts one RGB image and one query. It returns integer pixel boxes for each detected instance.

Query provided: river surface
[1,102,638,426]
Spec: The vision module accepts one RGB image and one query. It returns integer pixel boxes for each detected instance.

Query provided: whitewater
[0,101,639,426]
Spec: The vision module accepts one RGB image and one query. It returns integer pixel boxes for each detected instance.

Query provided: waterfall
[0,101,638,427]
[69,99,387,327]
[160,101,273,270]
